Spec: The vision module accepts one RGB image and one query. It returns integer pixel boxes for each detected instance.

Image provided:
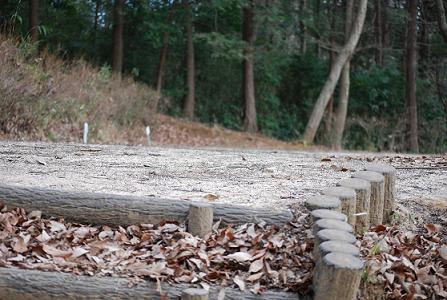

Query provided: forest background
[0,0,446,153]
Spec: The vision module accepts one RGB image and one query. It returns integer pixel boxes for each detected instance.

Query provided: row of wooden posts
[305,163,397,300]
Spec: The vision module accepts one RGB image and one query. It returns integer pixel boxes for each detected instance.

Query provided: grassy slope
[0,35,303,150]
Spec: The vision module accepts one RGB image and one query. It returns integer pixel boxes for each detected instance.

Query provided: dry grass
[0,34,157,143]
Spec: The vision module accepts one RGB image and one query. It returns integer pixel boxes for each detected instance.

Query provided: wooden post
[188,202,213,238]
[181,288,209,300]
[310,209,347,223]
[305,195,341,211]
[365,164,396,224]
[314,240,360,275]
[319,240,360,258]
[314,229,357,258]
[313,252,363,300]
[337,178,371,234]
[352,171,385,226]
[314,218,354,235]
[322,187,356,227]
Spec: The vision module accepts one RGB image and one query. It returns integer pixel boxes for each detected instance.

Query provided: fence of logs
[305,163,396,300]
[0,162,397,299]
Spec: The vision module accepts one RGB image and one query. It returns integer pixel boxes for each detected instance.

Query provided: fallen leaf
[204,194,219,201]
[424,224,442,234]
[247,272,263,282]
[49,221,66,233]
[13,236,28,253]
[226,252,252,262]
[233,275,245,291]
[42,244,72,258]
[72,247,89,258]
[249,258,264,273]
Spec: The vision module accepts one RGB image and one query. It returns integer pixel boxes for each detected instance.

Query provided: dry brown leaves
[360,224,447,299]
[346,155,447,169]
[0,203,313,295]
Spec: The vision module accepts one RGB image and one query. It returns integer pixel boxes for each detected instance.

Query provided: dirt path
[0,141,445,228]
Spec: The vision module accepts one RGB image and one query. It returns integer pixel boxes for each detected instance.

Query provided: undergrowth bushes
[0,35,157,142]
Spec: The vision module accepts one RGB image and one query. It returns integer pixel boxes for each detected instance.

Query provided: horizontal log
[0,267,300,300]
[0,184,292,227]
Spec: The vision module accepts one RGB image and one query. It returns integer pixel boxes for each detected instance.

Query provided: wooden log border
[305,163,396,299]
[0,161,396,299]
[364,164,397,224]
[0,184,293,227]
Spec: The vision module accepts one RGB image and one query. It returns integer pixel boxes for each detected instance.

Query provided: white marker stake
[83,122,89,144]
[145,126,151,145]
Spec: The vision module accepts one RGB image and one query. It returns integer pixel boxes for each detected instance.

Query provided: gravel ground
[0,141,445,226]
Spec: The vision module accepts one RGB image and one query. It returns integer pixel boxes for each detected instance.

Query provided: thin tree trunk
[93,0,101,47]
[315,0,321,57]
[303,0,367,145]
[419,1,429,73]
[182,0,195,119]
[299,0,307,54]
[28,0,39,43]
[405,0,419,153]
[243,0,258,133]
[381,0,389,66]
[323,0,337,143]
[332,1,352,145]
[332,0,354,150]
[112,0,124,75]
[435,0,447,43]
[153,4,175,113]
[374,0,383,67]
[156,35,169,94]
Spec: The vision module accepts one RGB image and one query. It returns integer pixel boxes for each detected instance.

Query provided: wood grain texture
[0,184,292,226]
[352,171,385,226]
[188,202,213,237]
[322,187,356,227]
[313,252,363,300]
[0,267,300,300]
[365,164,396,224]
[337,178,371,234]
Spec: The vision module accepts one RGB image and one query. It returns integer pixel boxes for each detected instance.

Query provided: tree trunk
[315,0,321,57]
[28,0,39,43]
[242,0,258,133]
[374,0,383,67]
[381,0,389,66]
[112,0,124,75]
[93,0,101,47]
[405,0,419,153]
[182,0,195,120]
[299,0,307,54]
[153,4,175,113]
[303,0,367,145]
[419,0,430,71]
[323,0,337,143]
[332,0,354,150]
[436,0,447,43]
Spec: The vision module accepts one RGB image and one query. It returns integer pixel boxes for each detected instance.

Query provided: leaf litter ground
[1,203,446,299]
[0,203,314,296]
